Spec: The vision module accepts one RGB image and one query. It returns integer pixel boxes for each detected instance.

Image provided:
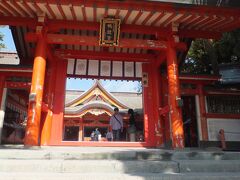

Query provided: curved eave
[65,100,115,117]
[66,81,129,109]
[65,81,100,107]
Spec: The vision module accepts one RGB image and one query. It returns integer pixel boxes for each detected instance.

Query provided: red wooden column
[160,74,171,145]
[198,84,208,141]
[78,118,83,141]
[167,41,184,149]
[49,60,67,145]
[25,34,47,146]
[142,63,156,146]
[151,59,164,146]
[0,76,5,104]
[41,54,57,145]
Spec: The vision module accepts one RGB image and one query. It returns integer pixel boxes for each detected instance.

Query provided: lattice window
[206,95,240,114]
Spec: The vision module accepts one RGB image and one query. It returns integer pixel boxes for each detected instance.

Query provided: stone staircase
[0,146,240,180]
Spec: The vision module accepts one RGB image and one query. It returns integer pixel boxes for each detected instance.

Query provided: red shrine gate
[0,1,240,148]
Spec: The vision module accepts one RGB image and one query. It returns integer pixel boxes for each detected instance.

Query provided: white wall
[0,88,7,144]
[207,118,240,141]
[195,95,202,141]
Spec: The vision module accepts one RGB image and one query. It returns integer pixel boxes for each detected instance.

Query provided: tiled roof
[65,90,84,105]
[110,92,142,109]
[65,90,142,111]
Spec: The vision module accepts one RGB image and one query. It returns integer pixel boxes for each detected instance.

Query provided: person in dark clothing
[128,109,136,127]
[127,109,136,141]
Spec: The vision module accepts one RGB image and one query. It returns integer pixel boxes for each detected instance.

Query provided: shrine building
[63,80,144,142]
[0,0,240,149]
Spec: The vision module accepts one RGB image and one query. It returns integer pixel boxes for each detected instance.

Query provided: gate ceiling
[0,1,239,65]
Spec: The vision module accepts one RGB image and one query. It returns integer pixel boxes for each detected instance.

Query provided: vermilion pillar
[167,42,184,149]
[41,110,53,145]
[0,76,5,104]
[41,59,57,145]
[198,84,208,141]
[78,120,83,141]
[142,63,156,146]
[49,60,67,145]
[151,60,164,146]
[25,35,47,146]
[161,76,171,145]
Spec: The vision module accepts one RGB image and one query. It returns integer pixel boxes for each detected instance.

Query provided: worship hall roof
[65,80,142,116]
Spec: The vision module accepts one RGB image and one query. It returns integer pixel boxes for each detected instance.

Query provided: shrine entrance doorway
[64,78,144,144]
[182,96,199,147]
[1,87,29,145]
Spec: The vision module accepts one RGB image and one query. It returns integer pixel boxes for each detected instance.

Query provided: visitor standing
[106,131,113,141]
[94,128,101,141]
[109,107,123,141]
[127,109,136,141]
[90,131,95,141]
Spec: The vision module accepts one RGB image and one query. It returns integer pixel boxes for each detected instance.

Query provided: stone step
[0,172,240,180]
[1,148,240,161]
[0,159,178,173]
[1,159,240,173]
[1,147,240,180]
[179,160,240,173]
[134,151,240,161]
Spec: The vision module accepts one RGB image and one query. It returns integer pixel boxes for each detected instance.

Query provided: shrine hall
[0,0,240,149]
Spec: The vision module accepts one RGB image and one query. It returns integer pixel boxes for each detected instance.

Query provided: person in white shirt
[106,131,113,141]
[109,107,123,141]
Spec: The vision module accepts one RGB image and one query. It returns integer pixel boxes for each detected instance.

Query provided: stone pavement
[0,145,240,179]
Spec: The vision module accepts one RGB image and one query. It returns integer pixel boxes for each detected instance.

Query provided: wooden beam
[204,90,240,96]
[54,49,156,62]
[5,81,31,89]
[181,88,199,95]
[26,32,168,50]
[179,75,220,84]
[47,19,222,39]
[178,29,222,39]
[0,16,223,39]
[206,113,240,119]
[0,16,37,27]
[0,16,164,35]
[0,68,32,77]
[48,19,164,35]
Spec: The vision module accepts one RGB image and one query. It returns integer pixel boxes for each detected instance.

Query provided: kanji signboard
[99,18,120,46]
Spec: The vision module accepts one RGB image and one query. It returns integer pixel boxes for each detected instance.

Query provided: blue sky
[0,26,16,52]
[0,26,140,92]
[66,78,141,92]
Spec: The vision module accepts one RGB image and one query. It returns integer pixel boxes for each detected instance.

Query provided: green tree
[180,29,240,75]
[181,39,213,75]
[180,0,240,75]
[0,32,5,49]
[135,81,142,94]
[214,29,240,64]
